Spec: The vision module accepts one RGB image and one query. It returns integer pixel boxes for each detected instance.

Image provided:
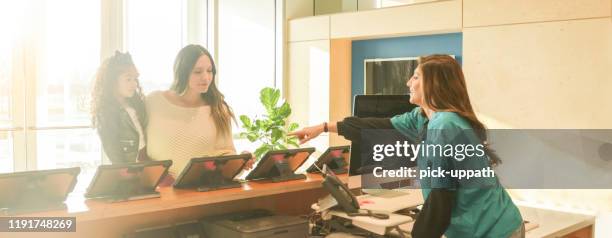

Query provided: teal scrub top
[391,107,522,238]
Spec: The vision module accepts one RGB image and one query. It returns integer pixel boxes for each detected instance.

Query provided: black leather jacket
[96,108,147,164]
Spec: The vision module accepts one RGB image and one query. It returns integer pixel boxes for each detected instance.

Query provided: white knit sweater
[145,91,236,175]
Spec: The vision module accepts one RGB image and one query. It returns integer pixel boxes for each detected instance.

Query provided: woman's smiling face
[407,66,423,106]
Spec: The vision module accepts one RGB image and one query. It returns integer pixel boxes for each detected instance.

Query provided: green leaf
[260,88,272,104]
[287,122,299,132]
[239,115,252,128]
[268,108,278,119]
[239,132,248,138]
[260,87,278,112]
[246,134,258,142]
[288,136,299,144]
[262,122,274,132]
[241,87,299,159]
[254,146,270,160]
[255,119,264,128]
[271,88,281,108]
[277,102,291,118]
[267,120,284,128]
[287,141,300,148]
[288,140,299,148]
[278,144,288,150]
[271,128,283,143]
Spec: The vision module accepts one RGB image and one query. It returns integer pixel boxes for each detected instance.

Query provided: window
[125,0,184,94]
[32,0,102,191]
[0,0,103,191]
[217,0,277,152]
[2,0,281,188]
[0,132,14,173]
[1,0,209,183]
[36,0,100,127]
[125,0,207,94]
[0,31,13,129]
[0,0,24,173]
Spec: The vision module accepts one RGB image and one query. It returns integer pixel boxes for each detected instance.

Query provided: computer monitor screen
[246,148,315,182]
[349,95,418,188]
[85,160,172,200]
[173,154,250,191]
[0,167,80,214]
[307,145,350,174]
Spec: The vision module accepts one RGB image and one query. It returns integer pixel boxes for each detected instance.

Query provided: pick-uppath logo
[358,129,612,189]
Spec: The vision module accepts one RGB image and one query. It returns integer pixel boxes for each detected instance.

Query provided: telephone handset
[321,167,360,213]
[319,165,389,219]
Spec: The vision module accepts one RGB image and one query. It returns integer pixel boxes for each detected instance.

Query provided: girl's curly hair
[91,51,147,129]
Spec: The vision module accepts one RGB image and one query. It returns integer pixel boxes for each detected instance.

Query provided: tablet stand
[325,156,348,174]
[269,154,306,182]
[308,146,350,175]
[108,168,160,202]
[195,160,242,192]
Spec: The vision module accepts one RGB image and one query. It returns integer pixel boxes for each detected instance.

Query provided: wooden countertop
[10,173,346,223]
[5,175,596,238]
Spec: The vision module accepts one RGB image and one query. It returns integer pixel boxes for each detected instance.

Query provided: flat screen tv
[364,57,418,95]
[364,55,455,95]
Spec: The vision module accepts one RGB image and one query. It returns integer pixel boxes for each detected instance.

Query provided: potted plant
[239,87,300,160]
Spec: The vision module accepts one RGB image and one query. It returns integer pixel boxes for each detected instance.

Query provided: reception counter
[2,173,345,238]
[1,173,597,238]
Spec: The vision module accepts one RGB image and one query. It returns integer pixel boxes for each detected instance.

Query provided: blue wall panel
[351,33,463,104]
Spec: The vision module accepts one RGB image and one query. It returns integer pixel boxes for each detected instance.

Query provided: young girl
[92,51,148,164]
[291,55,524,238]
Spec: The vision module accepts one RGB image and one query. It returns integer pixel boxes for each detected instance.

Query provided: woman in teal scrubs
[290,55,524,238]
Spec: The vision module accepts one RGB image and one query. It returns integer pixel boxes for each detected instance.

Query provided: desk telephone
[319,165,389,220]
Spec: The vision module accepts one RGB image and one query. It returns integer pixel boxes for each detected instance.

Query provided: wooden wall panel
[463,18,612,129]
[464,0,611,27]
[330,0,461,39]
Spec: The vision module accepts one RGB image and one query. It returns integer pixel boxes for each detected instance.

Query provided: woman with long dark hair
[146,44,240,176]
[290,55,524,238]
[92,51,148,164]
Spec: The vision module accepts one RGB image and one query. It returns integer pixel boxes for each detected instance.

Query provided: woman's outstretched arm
[288,117,393,144]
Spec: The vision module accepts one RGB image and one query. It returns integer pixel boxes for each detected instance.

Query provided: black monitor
[350,95,418,177]
[307,145,350,174]
[246,148,315,182]
[352,95,416,118]
[173,154,251,192]
[0,167,80,215]
[85,160,172,202]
